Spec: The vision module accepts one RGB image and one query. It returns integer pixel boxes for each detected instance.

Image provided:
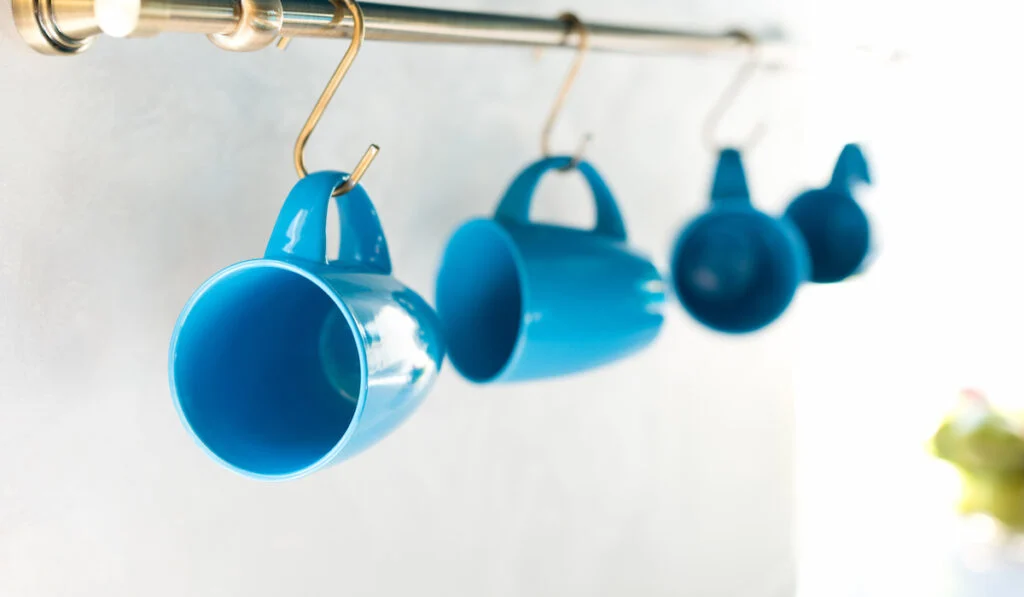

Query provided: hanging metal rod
[13,0,769,56]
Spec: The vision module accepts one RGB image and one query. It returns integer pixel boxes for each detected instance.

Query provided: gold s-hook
[702,30,764,152]
[293,0,379,197]
[541,12,592,170]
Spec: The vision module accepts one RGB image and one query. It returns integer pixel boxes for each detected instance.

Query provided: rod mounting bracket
[13,0,100,55]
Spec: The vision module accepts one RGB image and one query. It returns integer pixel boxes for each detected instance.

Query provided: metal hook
[702,30,764,152]
[541,12,591,170]
[292,0,379,197]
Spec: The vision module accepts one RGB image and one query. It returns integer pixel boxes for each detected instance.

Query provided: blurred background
[2,0,1023,595]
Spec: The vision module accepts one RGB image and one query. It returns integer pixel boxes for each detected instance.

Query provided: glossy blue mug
[436,156,665,384]
[169,171,445,480]
[784,143,873,283]
[671,148,808,334]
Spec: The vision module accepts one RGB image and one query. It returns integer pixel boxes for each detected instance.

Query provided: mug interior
[673,211,801,333]
[172,264,363,478]
[436,221,523,383]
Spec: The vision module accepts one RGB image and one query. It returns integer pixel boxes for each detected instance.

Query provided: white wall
[0,1,806,595]
[793,2,1024,596]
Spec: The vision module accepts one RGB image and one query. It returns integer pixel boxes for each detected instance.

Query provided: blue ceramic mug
[671,148,809,334]
[784,143,873,283]
[169,171,445,480]
[435,156,665,384]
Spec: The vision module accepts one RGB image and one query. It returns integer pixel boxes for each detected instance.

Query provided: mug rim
[438,218,532,384]
[670,207,803,334]
[168,258,370,481]
[784,187,870,283]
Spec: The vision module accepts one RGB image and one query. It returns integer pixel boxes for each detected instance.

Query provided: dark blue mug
[435,156,665,383]
[169,172,445,480]
[784,143,873,283]
[671,148,809,334]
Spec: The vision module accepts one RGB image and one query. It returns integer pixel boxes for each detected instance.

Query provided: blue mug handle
[495,156,628,241]
[827,143,872,194]
[265,170,393,274]
[710,148,752,205]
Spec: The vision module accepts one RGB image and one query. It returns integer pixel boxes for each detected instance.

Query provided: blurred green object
[931,389,1024,530]
[957,472,1024,530]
